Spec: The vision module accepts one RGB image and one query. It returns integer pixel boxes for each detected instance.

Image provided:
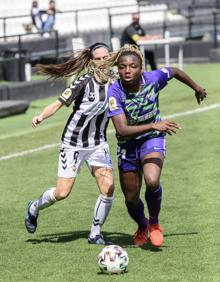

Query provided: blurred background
[1,3,220,281]
[0,0,220,116]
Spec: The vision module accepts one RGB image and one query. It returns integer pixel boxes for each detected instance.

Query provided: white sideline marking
[163,103,220,119]
[0,122,63,141]
[0,102,220,161]
[0,144,59,161]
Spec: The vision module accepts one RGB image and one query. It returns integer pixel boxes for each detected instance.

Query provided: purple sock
[125,199,148,230]
[145,186,162,225]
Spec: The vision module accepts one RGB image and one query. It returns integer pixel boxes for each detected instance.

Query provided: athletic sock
[29,187,56,217]
[145,186,162,225]
[125,199,148,230]
[89,194,114,238]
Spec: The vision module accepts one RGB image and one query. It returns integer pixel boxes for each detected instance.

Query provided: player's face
[92,47,109,61]
[117,54,142,86]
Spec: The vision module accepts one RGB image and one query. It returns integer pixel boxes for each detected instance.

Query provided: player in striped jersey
[25,43,115,245]
[107,45,207,247]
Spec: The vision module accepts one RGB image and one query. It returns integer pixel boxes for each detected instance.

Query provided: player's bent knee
[55,177,75,200]
[124,192,139,204]
[54,189,71,200]
[145,178,160,191]
[106,184,115,197]
[100,183,114,197]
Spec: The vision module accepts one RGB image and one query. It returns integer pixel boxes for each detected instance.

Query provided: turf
[0,64,220,282]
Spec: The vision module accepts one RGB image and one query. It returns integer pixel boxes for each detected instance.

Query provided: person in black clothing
[121,12,160,70]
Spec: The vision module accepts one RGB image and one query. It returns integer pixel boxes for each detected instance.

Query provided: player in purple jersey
[25,43,116,245]
[107,45,207,247]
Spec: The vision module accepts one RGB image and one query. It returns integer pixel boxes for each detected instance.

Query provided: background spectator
[121,12,160,70]
[30,1,43,31]
[42,0,60,32]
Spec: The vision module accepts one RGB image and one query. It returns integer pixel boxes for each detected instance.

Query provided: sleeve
[153,67,174,90]
[58,74,90,107]
[58,87,74,107]
[107,84,125,118]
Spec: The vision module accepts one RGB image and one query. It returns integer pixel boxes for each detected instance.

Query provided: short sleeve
[58,74,91,107]
[107,84,124,117]
[147,67,173,90]
[58,87,74,107]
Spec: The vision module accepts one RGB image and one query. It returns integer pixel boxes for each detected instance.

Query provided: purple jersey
[108,68,173,144]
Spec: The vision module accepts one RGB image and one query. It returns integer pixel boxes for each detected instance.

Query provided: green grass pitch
[0,64,220,281]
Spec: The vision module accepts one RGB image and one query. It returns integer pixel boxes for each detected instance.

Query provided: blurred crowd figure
[31,1,42,31]
[121,12,160,70]
[30,0,60,33]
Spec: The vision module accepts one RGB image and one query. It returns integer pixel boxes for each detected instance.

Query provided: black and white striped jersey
[58,74,110,148]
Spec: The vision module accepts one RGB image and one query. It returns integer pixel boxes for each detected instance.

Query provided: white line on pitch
[0,102,220,161]
[0,144,59,161]
[163,102,220,119]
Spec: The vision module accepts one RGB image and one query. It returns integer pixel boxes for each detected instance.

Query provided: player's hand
[195,87,207,104]
[152,120,181,135]
[32,116,43,128]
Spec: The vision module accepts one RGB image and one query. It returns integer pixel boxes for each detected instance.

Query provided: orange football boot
[133,225,148,246]
[149,224,164,247]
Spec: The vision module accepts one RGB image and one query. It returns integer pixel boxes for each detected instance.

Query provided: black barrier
[0,84,9,100]
[0,79,65,102]
[0,30,59,81]
[0,57,26,81]
[0,48,27,81]
[0,100,29,118]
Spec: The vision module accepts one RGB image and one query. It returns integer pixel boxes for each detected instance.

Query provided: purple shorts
[117,136,166,172]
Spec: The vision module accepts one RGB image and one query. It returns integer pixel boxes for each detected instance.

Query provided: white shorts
[57,143,113,178]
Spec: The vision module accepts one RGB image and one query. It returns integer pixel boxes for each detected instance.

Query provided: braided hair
[106,44,144,69]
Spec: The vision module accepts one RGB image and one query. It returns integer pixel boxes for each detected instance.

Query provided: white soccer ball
[97,245,129,274]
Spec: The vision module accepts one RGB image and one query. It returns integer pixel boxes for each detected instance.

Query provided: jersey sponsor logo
[61,88,72,100]
[109,97,118,110]
[137,108,158,122]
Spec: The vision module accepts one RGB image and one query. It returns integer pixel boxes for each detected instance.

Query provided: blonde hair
[106,44,144,69]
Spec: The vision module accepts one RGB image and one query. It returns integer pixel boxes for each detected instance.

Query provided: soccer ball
[97,245,129,274]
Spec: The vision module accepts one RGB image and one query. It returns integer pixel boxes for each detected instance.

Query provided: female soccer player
[25,42,115,245]
[107,45,207,247]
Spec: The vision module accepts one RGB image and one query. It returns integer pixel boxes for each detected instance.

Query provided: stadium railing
[1,4,218,45]
[0,4,140,39]
[0,30,60,81]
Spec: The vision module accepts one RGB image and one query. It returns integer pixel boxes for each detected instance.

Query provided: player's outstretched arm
[170,67,207,104]
[32,100,63,128]
[111,114,181,137]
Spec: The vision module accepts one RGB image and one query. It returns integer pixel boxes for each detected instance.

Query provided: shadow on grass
[139,231,198,252]
[26,230,134,247]
[26,230,198,252]
[97,270,129,276]
[164,231,198,237]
